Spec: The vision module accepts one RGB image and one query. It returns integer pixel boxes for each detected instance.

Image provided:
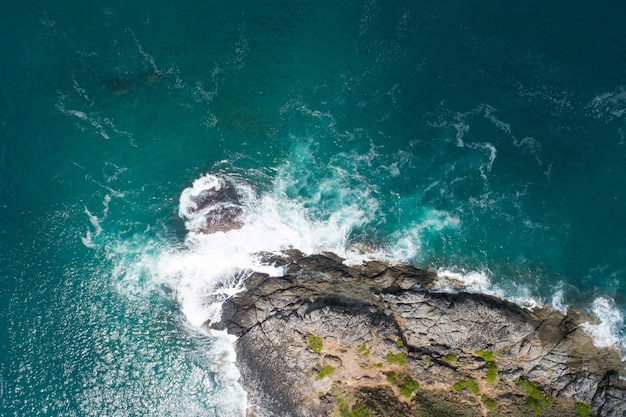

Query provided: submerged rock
[101,71,161,96]
[208,251,626,417]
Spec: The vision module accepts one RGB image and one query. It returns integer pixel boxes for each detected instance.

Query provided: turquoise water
[2,1,626,415]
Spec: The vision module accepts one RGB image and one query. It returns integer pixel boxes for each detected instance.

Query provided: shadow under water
[101,71,162,96]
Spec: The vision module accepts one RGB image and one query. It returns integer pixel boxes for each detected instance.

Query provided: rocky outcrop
[208,250,626,417]
[178,175,246,234]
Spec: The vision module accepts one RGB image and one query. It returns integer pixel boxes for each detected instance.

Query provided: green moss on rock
[445,354,458,364]
[308,334,323,353]
[575,402,592,417]
[486,361,498,383]
[357,342,370,357]
[516,378,552,415]
[346,404,371,417]
[474,350,495,362]
[317,365,335,380]
[386,352,406,367]
[481,395,497,411]
[453,379,480,395]
[352,386,414,417]
[414,390,481,417]
[398,375,420,398]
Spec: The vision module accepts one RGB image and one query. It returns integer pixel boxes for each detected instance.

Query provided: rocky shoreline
[206,250,626,417]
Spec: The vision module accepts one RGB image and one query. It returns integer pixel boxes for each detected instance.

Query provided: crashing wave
[178,174,246,234]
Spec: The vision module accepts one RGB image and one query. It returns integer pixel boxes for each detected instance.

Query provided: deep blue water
[2,1,626,415]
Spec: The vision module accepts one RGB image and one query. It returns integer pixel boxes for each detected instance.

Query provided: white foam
[513,136,542,164]
[436,268,497,295]
[279,101,337,127]
[72,77,95,107]
[102,194,111,217]
[158,171,386,326]
[581,297,625,349]
[230,25,249,68]
[126,28,160,74]
[435,268,547,312]
[81,195,114,248]
[508,287,543,311]
[436,268,625,349]
[454,122,469,147]
[81,230,96,249]
[67,109,88,120]
[380,150,413,177]
[85,175,125,199]
[550,288,568,315]
[358,0,379,38]
[449,105,542,169]
[56,102,111,140]
[57,88,135,143]
[84,206,102,236]
[468,142,497,179]
[484,105,512,136]
[177,173,228,231]
[209,329,246,385]
[109,238,160,299]
[107,166,626,381]
[386,210,460,263]
[590,87,626,121]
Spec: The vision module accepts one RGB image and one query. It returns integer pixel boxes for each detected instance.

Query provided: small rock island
[208,250,626,417]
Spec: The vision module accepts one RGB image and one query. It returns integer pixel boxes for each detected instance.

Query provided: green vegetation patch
[575,402,592,417]
[308,334,323,353]
[474,350,497,383]
[386,352,406,367]
[453,379,480,395]
[481,395,497,411]
[414,390,482,417]
[386,371,419,398]
[316,365,335,380]
[398,375,420,398]
[336,395,372,417]
[346,404,371,417]
[444,354,458,364]
[486,361,498,383]
[395,339,405,348]
[516,378,552,415]
[357,343,370,357]
[474,350,494,362]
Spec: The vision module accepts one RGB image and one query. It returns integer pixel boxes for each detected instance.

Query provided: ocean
[1,1,626,415]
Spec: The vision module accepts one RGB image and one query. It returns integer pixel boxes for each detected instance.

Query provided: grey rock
[208,251,626,417]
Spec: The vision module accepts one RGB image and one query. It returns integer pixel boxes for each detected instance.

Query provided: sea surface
[2,1,626,415]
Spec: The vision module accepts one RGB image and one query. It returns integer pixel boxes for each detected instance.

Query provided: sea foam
[113,169,626,357]
[158,172,381,327]
[437,268,625,351]
[581,297,625,350]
